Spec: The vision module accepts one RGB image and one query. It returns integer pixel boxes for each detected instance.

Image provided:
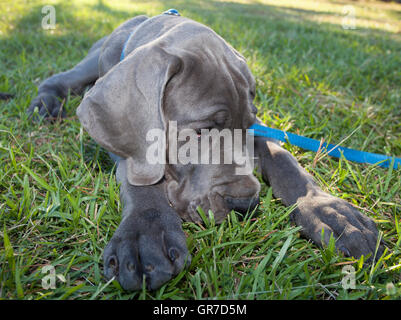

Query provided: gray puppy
[28,13,383,291]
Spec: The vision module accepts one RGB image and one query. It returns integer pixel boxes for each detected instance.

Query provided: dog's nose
[224,195,260,214]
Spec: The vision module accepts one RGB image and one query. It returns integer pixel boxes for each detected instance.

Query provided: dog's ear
[77,44,180,185]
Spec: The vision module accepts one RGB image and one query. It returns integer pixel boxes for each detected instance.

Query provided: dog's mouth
[186,193,227,223]
[165,180,228,223]
[165,180,260,224]
[164,166,261,223]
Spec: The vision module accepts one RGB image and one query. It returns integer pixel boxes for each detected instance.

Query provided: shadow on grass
[0,1,146,76]
[3,0,399,98]
[91,0,135,19]
[156,1,400,104]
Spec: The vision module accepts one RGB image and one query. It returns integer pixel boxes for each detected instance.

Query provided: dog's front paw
[27,91,65,120]
[292,193,384,260]
[103,209,191,291]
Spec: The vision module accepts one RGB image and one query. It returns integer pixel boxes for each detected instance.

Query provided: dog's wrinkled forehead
[163,30,256,129]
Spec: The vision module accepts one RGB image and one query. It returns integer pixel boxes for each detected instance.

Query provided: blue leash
[249,124,400,169]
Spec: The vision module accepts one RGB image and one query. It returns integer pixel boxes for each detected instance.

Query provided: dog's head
[77,20,260,223]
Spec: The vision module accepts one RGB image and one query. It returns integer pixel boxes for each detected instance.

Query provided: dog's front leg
[103,159,191,291]
[27,36,107,119]
[254,136,384,260]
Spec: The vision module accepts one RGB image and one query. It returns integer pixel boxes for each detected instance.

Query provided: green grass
[0,0,400,300]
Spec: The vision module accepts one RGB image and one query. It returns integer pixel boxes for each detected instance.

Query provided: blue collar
[163,8,180,16]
